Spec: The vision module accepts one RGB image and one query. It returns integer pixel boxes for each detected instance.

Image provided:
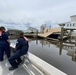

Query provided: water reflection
[29,38,76,62]
[59,41,63,55]
[40,40,51,47]
[36,39,76,59]
[58,40,76,62]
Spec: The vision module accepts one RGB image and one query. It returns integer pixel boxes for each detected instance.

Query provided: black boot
[0,60,3,62]
[9,67,18,71]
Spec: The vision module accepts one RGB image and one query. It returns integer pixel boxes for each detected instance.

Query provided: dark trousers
[0,46,10,61]
[8,50,24,68]
[8,46,29,68]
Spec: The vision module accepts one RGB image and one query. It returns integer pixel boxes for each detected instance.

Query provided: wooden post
[59,24,65,40]
[73,33,76,60]
[61,26,64,40]
[36,30,38,37]
[69,30,72,43]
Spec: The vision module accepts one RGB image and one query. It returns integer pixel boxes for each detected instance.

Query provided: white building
[64,15,76,28]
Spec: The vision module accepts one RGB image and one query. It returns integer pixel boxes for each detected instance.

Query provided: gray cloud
[0,0,76,30]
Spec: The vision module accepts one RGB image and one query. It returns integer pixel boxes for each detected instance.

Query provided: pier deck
[38,28,61,37]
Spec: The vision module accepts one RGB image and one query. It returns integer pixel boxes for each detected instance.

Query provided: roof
[70,15,76,17]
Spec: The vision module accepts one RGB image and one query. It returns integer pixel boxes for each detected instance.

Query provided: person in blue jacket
[0,26,10,61]
[8,32,29,70]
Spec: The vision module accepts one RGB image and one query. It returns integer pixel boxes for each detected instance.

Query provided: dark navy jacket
[15,37,29,54]
[0,31,9,47]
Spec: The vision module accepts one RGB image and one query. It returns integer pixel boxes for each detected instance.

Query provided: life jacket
[23,36,28,41]
[0,31,2,36]
[0,31,2,40]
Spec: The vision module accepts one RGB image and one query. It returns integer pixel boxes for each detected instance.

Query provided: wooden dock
[38,28,61,37]
[24,33,38,37]
[38,27,68,40]
[24,27,69,40]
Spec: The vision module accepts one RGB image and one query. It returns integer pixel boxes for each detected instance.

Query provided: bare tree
[40,24,46,33]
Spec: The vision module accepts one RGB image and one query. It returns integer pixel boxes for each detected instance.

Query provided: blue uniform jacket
[15,37,29,54]
[0,31,9,47]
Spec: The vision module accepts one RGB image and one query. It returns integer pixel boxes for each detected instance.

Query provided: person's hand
[7,39,10,44]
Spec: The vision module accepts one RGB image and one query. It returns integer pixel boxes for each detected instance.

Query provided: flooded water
[11,38,76,75]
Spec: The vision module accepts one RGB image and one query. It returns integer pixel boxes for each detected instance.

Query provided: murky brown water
[11,38,76,75]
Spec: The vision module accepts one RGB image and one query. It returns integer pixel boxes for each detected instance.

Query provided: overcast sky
[0,0,76,26]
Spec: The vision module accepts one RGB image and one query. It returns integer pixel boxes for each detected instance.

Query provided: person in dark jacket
[0,27,10,61]
[8,32,29,70]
